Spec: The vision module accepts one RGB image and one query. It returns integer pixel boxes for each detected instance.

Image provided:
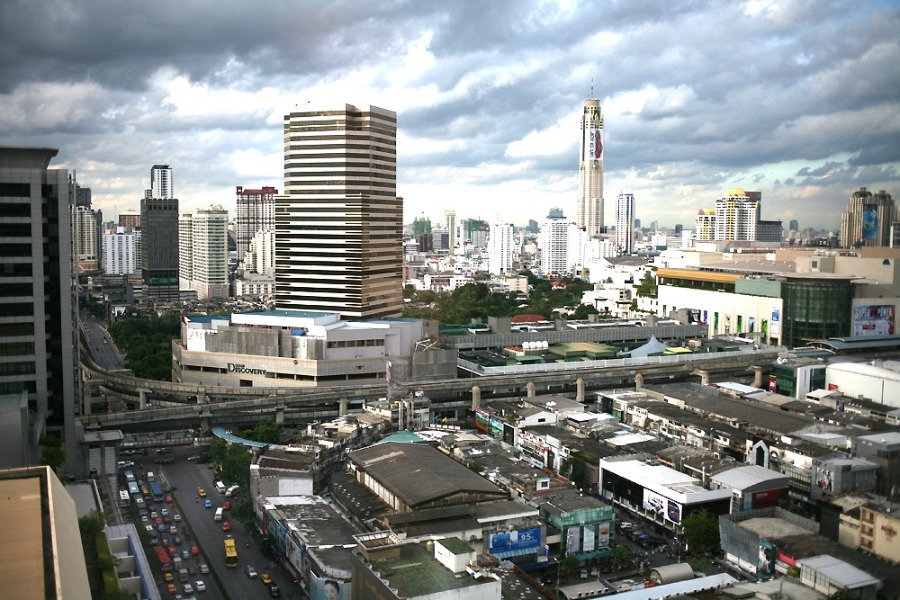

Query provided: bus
[224,538,238,568]
[154,545,172,572]
[118,490,130,508]
[127,481,140,498]
[149,481,165,503]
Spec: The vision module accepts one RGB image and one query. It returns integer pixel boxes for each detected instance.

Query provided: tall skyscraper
[72,205,98,272]
[118,209,140,232]
[0,147,77,469]
[539,208,569,276]
[840,187,894,248]
[141,197,179,300]
[150,164,173,199]
[695,209,716,241]
[714,189,761,241]
[488,222,516,275]
[577,91,604,237]
[615,190,635,254]
[103,227,138,275]
[179,206,229,300]
[235,185,277,265]
[444,210,458,252]
[276,104,403,319]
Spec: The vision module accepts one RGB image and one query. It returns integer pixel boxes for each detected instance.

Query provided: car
[182,549,191,560]
[222,501,231,510]
[221,522,231,532]
[140,514,149,523]
[150,511,159,520]
[269,583,281,597]
[260,572,272,585]
[167,545,176,557]
[165,583,177,596]
[145,525,155,534]
[199,563,209,574]
[161,508,170,517]
[163,572,174,582]
[158,523,168,534]
[161,537,170,547]
[188,564,197,575]
[194,581,206,592]
[170,525,178,535]
[183,583,194,595]
[154,516,163,525]
[166,495,174,504]
[173,513,182,522]
[174,536,182,545]
[246,565,258,578]
[197,488,207,497]
[190,545,200,556]
[204,499,212,509]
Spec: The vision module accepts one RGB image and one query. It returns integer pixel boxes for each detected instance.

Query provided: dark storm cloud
[0,0,897,227]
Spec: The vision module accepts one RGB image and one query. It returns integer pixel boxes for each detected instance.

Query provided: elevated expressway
[80,345,781,434]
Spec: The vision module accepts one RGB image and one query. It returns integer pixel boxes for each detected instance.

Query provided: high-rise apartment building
[539,208,569,276]
[72,205,98,273]
[179,206,229,300]
[140,197,179,300]
[150,164,173,199]
[118,209,140,232]
[235,185,277,265]
[578,92,604,237]
[840,187,894,248]
[695,209,716,241]
[714,189,761,241]
[488,222,515,275]
[276,104,403,319]
[103,227,138,275]
[615,190,635,254]
[0,147,77,469]
[444,210,458,252]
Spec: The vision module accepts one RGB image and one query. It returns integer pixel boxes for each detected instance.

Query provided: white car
[199,563,209,574]
[183,582,194,595]
[173,513,182,522]
[160,508,170,517]
[194,580,206,592]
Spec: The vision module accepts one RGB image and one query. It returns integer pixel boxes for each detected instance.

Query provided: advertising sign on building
[489,416,504,438]
[474,409,489,433]
[853,304,895,336]
[310,574,348,600]
[643,489,668,519]
[582,525,596,553]
[597,522,610,548]
[565,526,581,556]
[770,309,780,335]
[586,128,603,160]
[666,499,682,524]
[488,527,542,555]
[752,488,783,509]
[862,205,878,240]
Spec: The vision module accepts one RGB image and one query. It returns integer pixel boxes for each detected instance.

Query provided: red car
[190,545,200,556]
[165,495,173,504]
[154,517,164,525]
[167,545,176,557]
[222,522,231,532]
[223,501,231,510]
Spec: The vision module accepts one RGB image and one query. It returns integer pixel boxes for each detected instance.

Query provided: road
[81,312,125,371]
[154,446,297,599]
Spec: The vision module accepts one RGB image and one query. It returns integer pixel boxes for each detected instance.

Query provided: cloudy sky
[1,0,898,232]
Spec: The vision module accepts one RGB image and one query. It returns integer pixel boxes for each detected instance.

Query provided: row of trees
[108,314,181,380]
[402,271,599,324]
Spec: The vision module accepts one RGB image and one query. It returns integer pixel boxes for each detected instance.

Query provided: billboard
[489,416,504,437]
[582,525,596,553]
[310,574,349,600]
[758,540,777,575]
[770,309,780,336]
[666,499,682,524]
[853,304,895,336]
[862,205,878,240]
[474,408,489,432]
[565,526,581,555]
[488,527,542,555]
[586,127,604,160]
[597,522,610,548]
[643,489,668,519]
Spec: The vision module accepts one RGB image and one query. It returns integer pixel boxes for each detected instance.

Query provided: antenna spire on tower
[590,79,594,98]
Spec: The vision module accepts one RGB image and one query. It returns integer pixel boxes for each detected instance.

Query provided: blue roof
[375,430,427,445]
[211,426,268,448]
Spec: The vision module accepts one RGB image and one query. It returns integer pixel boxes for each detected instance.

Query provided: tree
[40,434,66,474]
[79,509,108,538]
[209,437,228,465]
[239,418,280,444]
[560,555,581,577]
[635,271,657,297]
[220,443,252,491]
[681,509,720,555]
[610,545,633,570]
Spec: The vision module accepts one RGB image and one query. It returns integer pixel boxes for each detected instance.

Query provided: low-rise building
[709,465,790,513]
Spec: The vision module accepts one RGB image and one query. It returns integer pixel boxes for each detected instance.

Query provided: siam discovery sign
[227,363,267,375]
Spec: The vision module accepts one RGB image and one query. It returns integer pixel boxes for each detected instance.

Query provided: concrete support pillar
[751,365,764,389]
[693,369,709,386]
[339,397,348,416]
[197,387,207,404]
[84,393,92,416]
[275,406,285,426]
[635,372,644,388]
[471,386,481,411]
[526,381,535,398]
[576,378,585,404]
[200,416,210,434]
[138,388,148,410]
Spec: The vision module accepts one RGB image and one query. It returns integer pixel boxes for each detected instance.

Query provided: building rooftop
[348,442,507,509]
[710,465,790,490]
[364,541,486,597]
[800,554,881,590]
[739,516,815,540]
[264,495,359,547]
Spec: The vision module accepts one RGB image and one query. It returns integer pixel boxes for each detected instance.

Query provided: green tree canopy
[681,509,720,555]
[108,314,181,380]
[40,434,66,475]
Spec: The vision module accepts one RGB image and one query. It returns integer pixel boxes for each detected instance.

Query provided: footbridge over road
[81,346,781,433]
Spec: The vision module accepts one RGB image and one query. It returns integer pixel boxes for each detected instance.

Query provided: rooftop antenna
[590,79,594,98]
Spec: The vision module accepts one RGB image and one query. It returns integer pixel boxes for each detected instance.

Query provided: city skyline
[0,1,898,230]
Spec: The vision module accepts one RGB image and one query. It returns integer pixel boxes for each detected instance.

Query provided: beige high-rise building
[276,104,403,319]
[840,187,894,248]
[179,206,229,300]
[578,92,604,237]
